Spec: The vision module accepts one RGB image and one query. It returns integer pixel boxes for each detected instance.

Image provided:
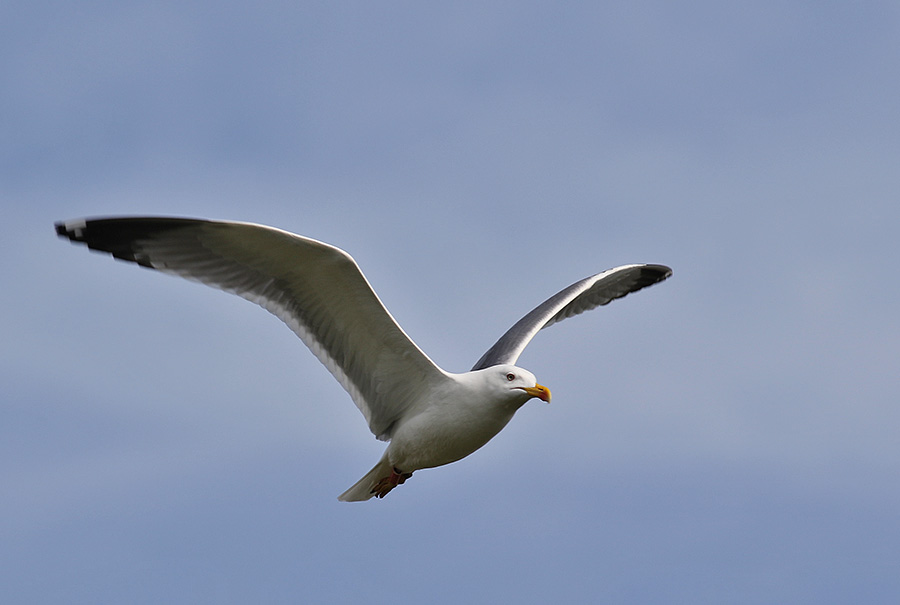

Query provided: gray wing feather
[56,217,448,440]
[472,264,672,370]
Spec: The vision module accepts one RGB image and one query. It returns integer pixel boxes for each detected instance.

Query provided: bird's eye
[506,373,516,381]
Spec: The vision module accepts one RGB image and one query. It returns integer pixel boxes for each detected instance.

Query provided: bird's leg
[371,467,414,498]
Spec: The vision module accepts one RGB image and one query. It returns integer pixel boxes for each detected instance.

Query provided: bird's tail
[338,453,393,502]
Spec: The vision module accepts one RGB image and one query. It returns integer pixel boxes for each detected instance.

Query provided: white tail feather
[338,454,393,502]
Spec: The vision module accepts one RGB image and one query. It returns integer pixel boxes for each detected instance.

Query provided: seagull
[56,217,672,501]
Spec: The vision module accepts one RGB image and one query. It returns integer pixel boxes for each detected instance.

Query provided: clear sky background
[3,2,899,603]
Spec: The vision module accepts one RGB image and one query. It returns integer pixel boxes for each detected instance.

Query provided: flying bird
[56,217,672,501]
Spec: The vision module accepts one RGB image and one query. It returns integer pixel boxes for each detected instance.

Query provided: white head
[471,364,551,407]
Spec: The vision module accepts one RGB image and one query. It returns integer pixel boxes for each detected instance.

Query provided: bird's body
[385,367,534,471]
[340,365,540,500]
[56,217,670,501]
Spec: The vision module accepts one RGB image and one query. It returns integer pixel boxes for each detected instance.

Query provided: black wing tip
[642,264,673,281]
[55,219,86,242]
[55,216,200,240]
[628,264,673,295]
[54,217,194,268]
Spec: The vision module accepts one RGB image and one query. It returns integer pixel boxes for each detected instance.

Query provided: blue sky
[3,2,899,602]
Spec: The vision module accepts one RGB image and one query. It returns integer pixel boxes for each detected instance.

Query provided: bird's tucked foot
[371,467,413,499]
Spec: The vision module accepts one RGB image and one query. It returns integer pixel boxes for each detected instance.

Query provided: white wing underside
[57,218,449,440]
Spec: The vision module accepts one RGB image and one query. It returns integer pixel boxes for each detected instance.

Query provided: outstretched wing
[472,264,672,370]
[56,217,449,440]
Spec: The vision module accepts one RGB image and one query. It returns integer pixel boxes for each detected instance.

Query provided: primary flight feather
[56,217,671,501]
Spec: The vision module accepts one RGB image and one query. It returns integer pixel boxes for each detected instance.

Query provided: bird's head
[485,364,551,405]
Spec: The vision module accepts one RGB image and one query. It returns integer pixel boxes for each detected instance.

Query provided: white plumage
[56,217,671,501]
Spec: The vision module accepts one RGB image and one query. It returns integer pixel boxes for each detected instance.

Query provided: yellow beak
[520,383,551,403]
